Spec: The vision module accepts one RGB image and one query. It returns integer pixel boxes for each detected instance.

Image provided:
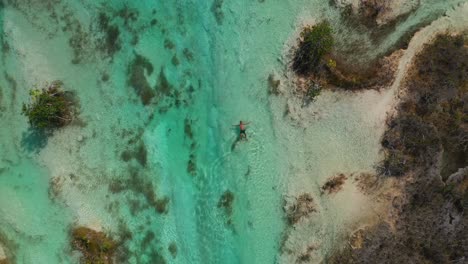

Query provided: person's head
[239,121,243,124]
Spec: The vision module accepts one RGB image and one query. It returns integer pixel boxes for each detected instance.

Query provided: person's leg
[240,131,246,140]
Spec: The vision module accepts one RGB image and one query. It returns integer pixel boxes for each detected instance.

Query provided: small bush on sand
[22,81,75,129]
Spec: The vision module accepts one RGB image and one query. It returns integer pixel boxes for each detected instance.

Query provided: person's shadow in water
[21,128,51,153]
[231,126,242,151]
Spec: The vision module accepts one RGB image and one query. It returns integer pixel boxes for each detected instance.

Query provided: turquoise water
[0,1,467,263]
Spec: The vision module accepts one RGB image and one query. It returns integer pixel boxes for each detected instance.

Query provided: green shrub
[22,81,74,129]
[293,21,334,75]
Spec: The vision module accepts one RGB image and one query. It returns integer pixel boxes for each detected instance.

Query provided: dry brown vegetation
[354,173,380,195]
[296,244,318,263]
[284,193,317,225]
[379,34,468,178]
[292,30,400,94]
[321,174,348,195]
[329,34,468,264]
[295,0,425,92]
[326,51,400,90]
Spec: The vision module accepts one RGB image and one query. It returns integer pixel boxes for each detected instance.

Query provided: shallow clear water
[0,0,467,263]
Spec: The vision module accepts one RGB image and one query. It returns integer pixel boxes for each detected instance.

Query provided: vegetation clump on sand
[321,174,347,195]
[22,81,76,130]
[329,0,422,73]
[284,193,317,225]
[71,227,117,264]
[291,20,399,95]
[292,21,334,75]
[329,34,468,264]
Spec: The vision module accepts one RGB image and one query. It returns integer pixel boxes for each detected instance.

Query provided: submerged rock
[97,12,121,56]
[218,190,235,226]
[187,154,197,176]
[168,242,177,258]
[71,226,117,264]
[154,197,170,214]
[267,74,281,95]
[218,190,235,216]
[211,0,224,25]
[128,53,156,105]
[120,141,148,167]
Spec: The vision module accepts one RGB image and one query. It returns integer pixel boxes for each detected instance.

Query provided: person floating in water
[233,121,250,140]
